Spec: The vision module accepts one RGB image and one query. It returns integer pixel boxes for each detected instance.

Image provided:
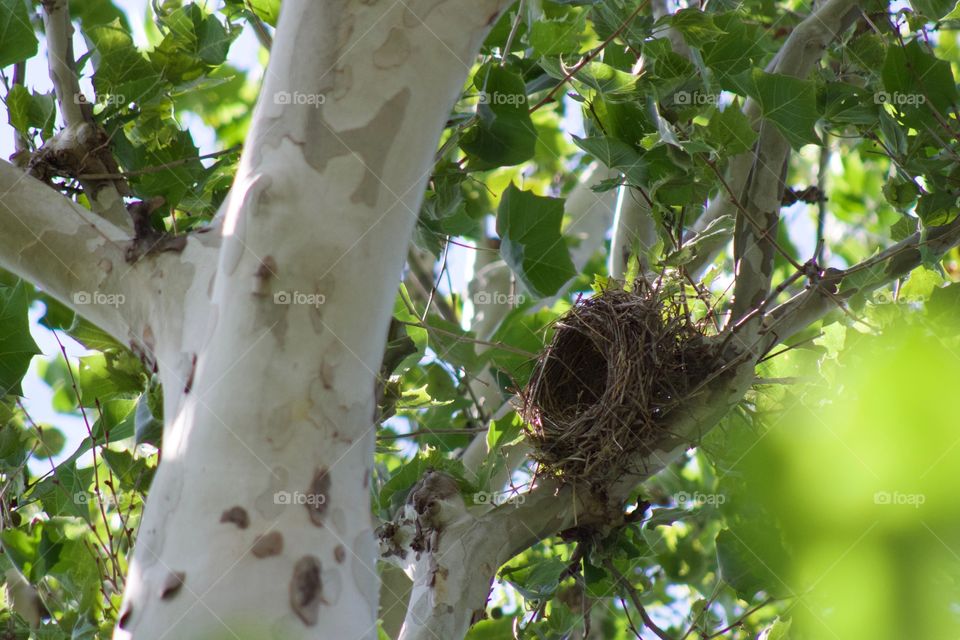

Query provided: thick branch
[0,162,147,340]
[729,0,861,327]
[760,216,960,352]
[691,0,860,279]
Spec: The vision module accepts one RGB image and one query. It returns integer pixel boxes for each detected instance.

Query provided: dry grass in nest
[521,277,718,488]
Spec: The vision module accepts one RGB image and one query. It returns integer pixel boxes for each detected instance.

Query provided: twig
[77,145,241,180]
[703,597,774,639]
[604,560,673,640]
[244,0,273,50]
[529,0,649,112]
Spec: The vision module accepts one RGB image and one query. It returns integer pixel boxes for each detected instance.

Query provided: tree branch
[728,0,861,328]
[759,215,960,353]
[690,0,861,280]
[0,161,146,340]
[40,0,129,229]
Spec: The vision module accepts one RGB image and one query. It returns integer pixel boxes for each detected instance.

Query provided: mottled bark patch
[160,571,185,600]
[403,0,446,26]
[252,531,284,558]
[306,467,330,526]
[118,603,133,629]
[219,506,249,529]
[333,544,346,564]
[373,28,410,69]
[184,353,197,394]
[304,89,410,207]
[253,255,278,297]
[290,555,323,626]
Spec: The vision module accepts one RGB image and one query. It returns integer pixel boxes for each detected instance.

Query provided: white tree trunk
[97,2,512,638]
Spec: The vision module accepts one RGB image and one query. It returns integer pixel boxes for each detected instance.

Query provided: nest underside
[522,280,718,487]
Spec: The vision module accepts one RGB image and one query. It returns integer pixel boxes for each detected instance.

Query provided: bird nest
[521,277,719,488]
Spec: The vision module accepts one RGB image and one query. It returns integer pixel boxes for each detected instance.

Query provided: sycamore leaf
[738,69,821,148]
[0,0,38,68]
[0,282,41,397]
[461,65,537,167]
[496,184,576,298]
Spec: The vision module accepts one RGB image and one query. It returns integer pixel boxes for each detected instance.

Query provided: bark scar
[290,555,326,626]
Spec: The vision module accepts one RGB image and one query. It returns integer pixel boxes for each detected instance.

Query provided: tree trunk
[110,2,509,637]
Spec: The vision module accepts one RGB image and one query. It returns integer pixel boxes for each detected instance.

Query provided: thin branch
[760,214,960,353]
[604,560,673,640]
[41,0,129,228]
[703,597,775,639]
[529,0,648,112]
[244,0,273,50]
[77,145,241,180]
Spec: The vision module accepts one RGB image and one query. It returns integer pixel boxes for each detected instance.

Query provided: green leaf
[668,8,725,47]
[77,353,145,406]
[101,448,154,491]
[33,461,94,519]
[84,19,163,104]
[65,317,125,353]
[529,13,588,56]
[501,557,567,601]
[424,318,481,374]
[71,0,130,29]
[6,86,56,139]
[881,40,958,128]
[244,0,281,26]
[496,184,576,297]
[486,412,524,453]
[539,58,636,100]
[737,69,821,148]
[661,215,734,267]
[572,135,645,185]
[890,215,919,241]
[716,528,784,599]
[460,65,537,167]
[0,282,41,397]
[701,13,772,89]
[487,305,556,386]
[91,398,137,442]
[761,617,793,640]
[704,103,757,155]
[0,0,38,67]
[911,0,955,20]
[0,526,41,573]
[133,391,163,446]
[900,266,944,301]
[31,425,66,460]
